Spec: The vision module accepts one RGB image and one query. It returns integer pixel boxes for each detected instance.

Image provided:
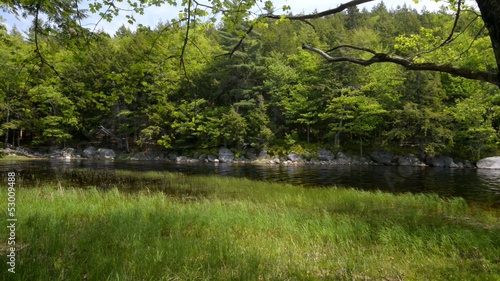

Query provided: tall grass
[1,171,499,280]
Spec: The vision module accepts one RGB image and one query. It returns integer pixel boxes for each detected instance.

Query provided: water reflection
[1,159,499,208]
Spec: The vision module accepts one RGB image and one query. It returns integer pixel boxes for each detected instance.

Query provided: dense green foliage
[1,3,499,160]
[0,170,499,280]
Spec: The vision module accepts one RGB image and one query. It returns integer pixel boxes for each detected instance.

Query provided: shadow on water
[2,159,500,208]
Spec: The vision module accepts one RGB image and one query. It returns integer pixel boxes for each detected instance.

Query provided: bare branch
[33,1,61,77]
[457,25,486,61]
[412,0,480,59]
[263,0,374,21]
[327,45,378,55]
[302,44,498,86]
[180,0,192,79]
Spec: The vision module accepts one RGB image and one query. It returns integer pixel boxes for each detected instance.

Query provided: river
[2,159,500,208]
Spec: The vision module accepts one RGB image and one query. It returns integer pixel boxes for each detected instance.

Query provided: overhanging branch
[262,0,375,21]
[302,44,498,86]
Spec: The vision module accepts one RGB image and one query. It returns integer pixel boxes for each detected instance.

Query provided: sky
[0,0,447,36]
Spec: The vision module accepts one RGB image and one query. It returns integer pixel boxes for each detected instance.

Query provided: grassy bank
[1,171,499,280]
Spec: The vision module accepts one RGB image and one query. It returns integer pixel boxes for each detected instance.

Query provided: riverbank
[1,172,499,280]
[0,146,481,169]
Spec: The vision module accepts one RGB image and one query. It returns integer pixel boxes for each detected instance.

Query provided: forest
[1,1,500,161]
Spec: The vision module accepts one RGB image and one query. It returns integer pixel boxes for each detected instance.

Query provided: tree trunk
[307,124,310,144]
[4,108,9,149]
[419,140,425,160]
[476,0,500,85]
[360,137,363,158]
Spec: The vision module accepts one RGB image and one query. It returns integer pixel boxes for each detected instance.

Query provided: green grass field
[1,171,499,280]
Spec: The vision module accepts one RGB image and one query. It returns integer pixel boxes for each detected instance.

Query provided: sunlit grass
[1,171,499,280]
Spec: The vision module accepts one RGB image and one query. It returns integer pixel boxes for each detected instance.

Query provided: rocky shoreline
[4,146,500,169]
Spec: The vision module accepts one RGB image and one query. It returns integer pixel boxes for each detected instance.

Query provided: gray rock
[16,147,33,157]
[83,146,96,158]
[476,156,500,169]
[464,160,475,169]
[269,158,281,164]
[167,151,179,160]
[257,149,268,160]
[96,148,115,159]
[317,148,335,161]
[62,148,76,159]
[336,151,349,160]
[287,153,303,162]
[246,149,258,161]
[427,155,456,167]
[198,154,207,161]
[397,154,425,166]
[370,150,394,165]
[335,158,350,165]
[133,152,148,160]
[218,147,235,163]
[207,154,217,162]
[176,156,189,162]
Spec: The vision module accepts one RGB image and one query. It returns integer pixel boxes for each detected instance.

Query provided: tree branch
[302,44,498,86]
[262,0,374,20]
[327,45,378,55]
[180,0,192,80]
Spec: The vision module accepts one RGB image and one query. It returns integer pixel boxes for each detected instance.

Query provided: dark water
[2,159,500,208]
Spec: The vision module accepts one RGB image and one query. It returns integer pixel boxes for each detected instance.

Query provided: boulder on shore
[370,150,394,165]
[427,155,458,168]
[317,148,335,161]
[218,147,234,163]
[287,153,303,162]
[476,156,500,169]
[95,148,115,159]
[397,154,425,166]
[257,149,268,160]
[83,146,97,158]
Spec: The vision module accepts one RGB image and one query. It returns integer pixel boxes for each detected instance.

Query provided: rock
[370,150,394,165]
[83,146,97,158]
[95,148,115,159]
[287,153,303,162]
[257,149,268,160]
[49,149,63,158]
[15,147,33,157]
[132,152,148,160]
[207,155,217,162]
[336,151,349,160]
[246,149,257,161]
[198,154,207,161]
[397,154,425,166]
[317,148,335,161]
[62,148,76,159]
[464,160,475,169]
[335,158,350,165]
[176,156,189,162]
[167,151,179,160]
[218,147,235,163]
[476,156,500,169]
[427,155,456,168]
[269,158,281,164]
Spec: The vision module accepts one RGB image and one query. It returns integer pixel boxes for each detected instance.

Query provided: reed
[1,171,499,280]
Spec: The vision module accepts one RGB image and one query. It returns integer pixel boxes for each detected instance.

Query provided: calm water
[2,159,500,208]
